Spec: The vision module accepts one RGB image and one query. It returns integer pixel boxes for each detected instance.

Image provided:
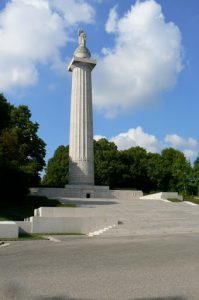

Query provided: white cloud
[50,0,94,26]
[95,127,198,161]
[111,126,159,152]
[165,134,197,149]
[105,5,118,33]
[93,0,183,116]
[183,149,198,160]
[0,0,94,92]
[94,134,106,141]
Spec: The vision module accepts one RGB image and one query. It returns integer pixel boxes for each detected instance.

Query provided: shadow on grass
[60,199,117,206]
[0,233,46,241]
[0,196,76,221]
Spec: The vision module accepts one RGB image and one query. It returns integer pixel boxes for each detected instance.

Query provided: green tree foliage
[94,139,124,187]
[160,148,192,194]
[42,145,69,187]
[119,147,149,190]
[0,94,12,132]
[192,157,199,195]
[0,94,46,201]
[146,152,162,192]
[43,138,194,194]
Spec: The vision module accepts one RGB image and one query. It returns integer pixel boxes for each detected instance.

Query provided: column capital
[68,56,96,72]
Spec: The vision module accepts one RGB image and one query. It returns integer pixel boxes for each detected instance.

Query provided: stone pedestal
[30,187,143,199]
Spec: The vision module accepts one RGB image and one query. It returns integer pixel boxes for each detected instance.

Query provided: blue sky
[0,0,199,165]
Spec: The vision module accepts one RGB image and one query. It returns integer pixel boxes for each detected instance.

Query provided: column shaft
[69,63,94,185]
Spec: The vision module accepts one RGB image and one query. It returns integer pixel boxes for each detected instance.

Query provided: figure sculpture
[78,30,86,47]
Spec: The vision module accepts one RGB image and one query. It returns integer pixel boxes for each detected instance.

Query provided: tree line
[1,94,199,200]
[42,139,199,195]
[0,94,45,202]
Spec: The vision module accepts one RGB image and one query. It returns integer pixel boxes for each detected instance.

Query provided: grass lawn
[0,233,46,241]
[167,198,182,203]
[0,195,76,221]
[0,232,84,241]
[184,196,199,205]
[168,196,199,205]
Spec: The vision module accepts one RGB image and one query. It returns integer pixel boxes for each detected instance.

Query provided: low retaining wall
[30,216,117,234]
[15,221,31,234]
[140,192,183,201]
[34,207,99,218]
[110,190,143,199]
[30,187,143,200]
[30,186,111,199]
[0,221,18,238]
[0,216,117,237]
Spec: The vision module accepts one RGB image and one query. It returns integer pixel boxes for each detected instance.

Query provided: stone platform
[19,206,117,235]
[30,186,143,199]
[0,221,18,238]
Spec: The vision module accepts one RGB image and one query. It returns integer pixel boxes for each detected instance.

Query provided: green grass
[0,233,46,241]
[59,203,76,207]
[167,198,183,203]
[0,232,84,242]
[19,233,46,240]
[43,232,84,236]
[167,195,199,205]
[0,195,76,221]
[183,195,199,205]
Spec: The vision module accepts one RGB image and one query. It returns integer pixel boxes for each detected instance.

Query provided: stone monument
[63,30,110,198]
[30,31,143,199]
[68,30,96,185]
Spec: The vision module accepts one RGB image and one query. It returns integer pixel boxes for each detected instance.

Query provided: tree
[120,147,149,190]
[43,139,122,188]
[146,152,162,192]
[192,157,199,195]
[42,145,69,187]
[94,139,124,187]
[42,138,194,196]
[0,94,46,201]
[0,94,12,132]
[159,148,191,194]
[10,105,46,185]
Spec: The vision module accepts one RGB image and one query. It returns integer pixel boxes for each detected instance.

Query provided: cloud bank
[0,0,94,92]
[111,127,159,153]
[95,127,198,161]
[93,0,183,116]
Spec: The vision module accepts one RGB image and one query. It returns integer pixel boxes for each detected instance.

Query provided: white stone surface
[15,221,31,234]
[30,186,110,198]
[34,207,95,217]
[68,32,96,185]
[30,187,143,199]
[30,216,117,234]
[111,190,143,199]
[140,192,183,201]
[0,221,18,238]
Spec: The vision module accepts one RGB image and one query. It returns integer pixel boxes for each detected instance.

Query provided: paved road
[1,233,199,300]
[1,198,199,299]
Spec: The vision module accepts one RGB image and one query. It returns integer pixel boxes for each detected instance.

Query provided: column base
[64,184,110,198]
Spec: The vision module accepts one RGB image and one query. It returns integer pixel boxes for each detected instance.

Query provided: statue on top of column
[74,30,91,58]
[78,30,86,47]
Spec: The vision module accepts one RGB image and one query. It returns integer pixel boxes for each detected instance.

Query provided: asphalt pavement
[1,198,199,299]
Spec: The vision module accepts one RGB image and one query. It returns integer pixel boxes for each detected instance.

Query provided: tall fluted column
[68,31,96,185]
